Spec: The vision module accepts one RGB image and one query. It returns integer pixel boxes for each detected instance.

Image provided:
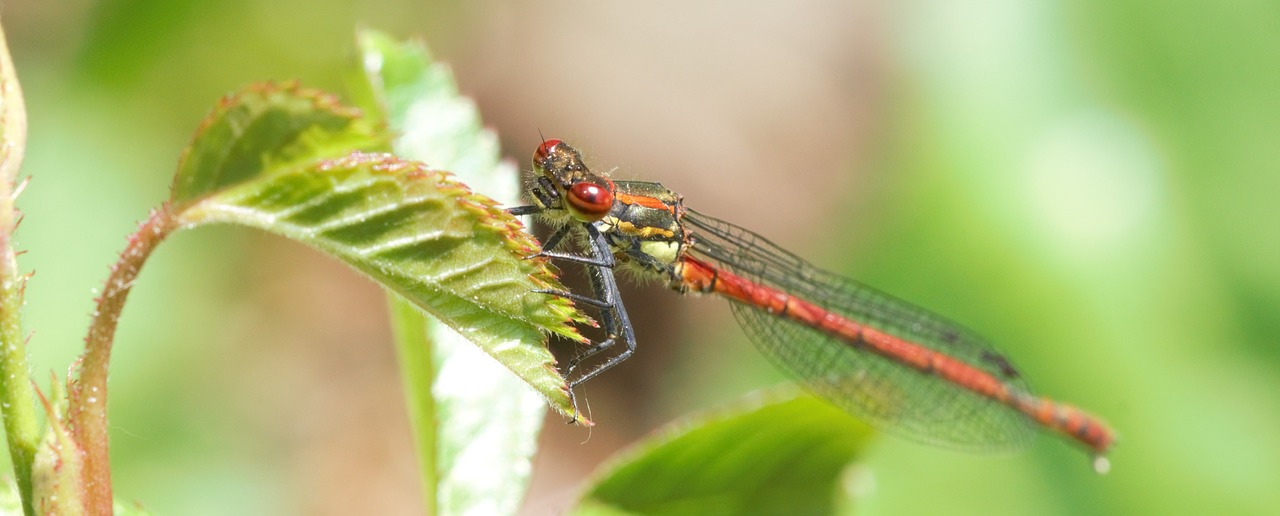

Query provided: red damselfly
[509,139,1115,472]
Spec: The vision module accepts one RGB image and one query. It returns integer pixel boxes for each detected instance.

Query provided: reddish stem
[68,205,176,514]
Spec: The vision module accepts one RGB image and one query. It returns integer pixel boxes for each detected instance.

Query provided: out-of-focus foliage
[575,392,872,515]
[3,1,1276,514]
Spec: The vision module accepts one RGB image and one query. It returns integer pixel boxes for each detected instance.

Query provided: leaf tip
[170,81,385,205]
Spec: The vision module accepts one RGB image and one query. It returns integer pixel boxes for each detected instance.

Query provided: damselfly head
[533,139,589,185]
[533,139,616,222]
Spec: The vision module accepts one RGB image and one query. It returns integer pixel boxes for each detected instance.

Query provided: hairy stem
[68,205,177,514]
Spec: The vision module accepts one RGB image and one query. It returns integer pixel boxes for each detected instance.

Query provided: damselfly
[510,139,1114,471]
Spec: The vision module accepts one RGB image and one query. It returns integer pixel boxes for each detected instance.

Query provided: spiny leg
[529,223,637,422]
[560,225,637,421]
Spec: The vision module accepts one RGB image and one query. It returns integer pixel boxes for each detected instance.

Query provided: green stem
[0,18,36,516]
[0,217,38,515]
[389,295,437,515]
[69,205,177,514]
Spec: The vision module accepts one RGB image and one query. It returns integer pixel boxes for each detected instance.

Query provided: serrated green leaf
[169,81,386,206]
[353,29,578,516]
[177,152,581,400]
[575,391,875,516]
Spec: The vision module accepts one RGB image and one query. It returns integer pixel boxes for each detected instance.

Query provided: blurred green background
[4,0,1278,514]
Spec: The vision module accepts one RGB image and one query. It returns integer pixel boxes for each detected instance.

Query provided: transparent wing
[683,209,1036,451]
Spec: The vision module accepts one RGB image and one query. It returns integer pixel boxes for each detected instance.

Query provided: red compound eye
[566,181,614,220]
[534,139,563,162]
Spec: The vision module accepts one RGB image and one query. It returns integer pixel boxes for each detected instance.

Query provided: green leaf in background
[351,30,589,516]
[575,391,874,516]
[351,30,517,203]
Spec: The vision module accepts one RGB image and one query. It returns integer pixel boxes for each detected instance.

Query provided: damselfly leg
[508,206,638,421]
